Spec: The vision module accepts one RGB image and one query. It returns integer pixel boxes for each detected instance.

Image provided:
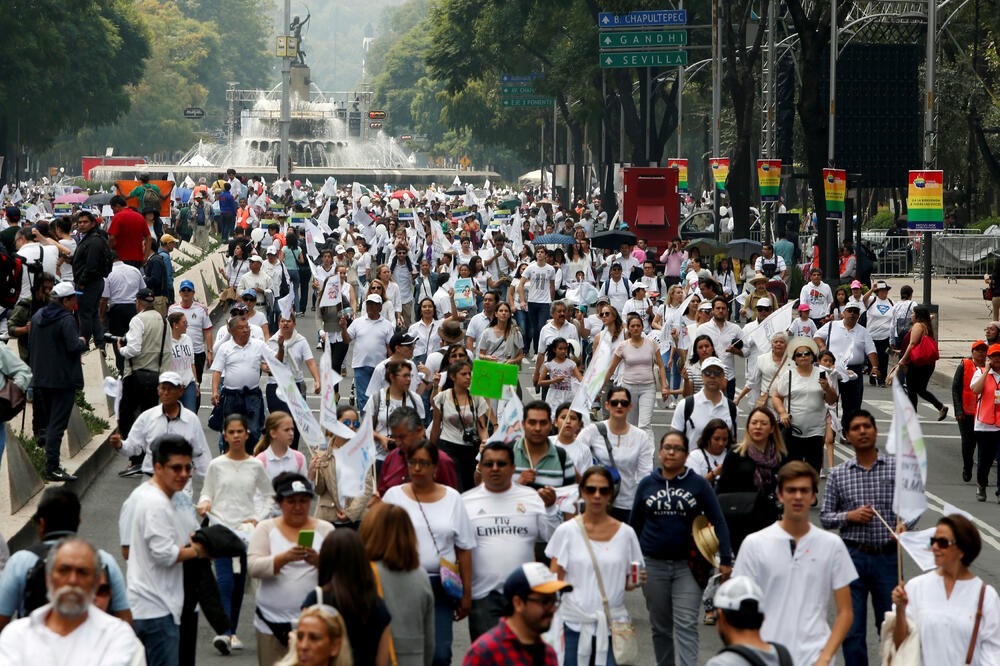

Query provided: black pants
[976,429,1000,492]
[438,439,478,492]
[959,414,976,476]
[906,363,943,411]
[873,337,890,384]
[35,387,75,474]
[180,559,230,666]
[841,367,866,432]
[786,434,825,475]
[107,303,137,374]
[77,279,104,347]
[329,341,349,376]
[118,373,160,438]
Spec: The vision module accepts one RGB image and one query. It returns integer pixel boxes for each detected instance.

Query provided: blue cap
[241,288,258,300]
[179,279,195,291]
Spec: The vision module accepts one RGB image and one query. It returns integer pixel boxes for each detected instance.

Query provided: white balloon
[360,195,371,209]
[388,198,400,210]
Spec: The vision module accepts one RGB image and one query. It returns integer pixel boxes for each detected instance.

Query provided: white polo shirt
[815,320,876,367]
[466,311,492,345]
[537,320,580,356]
[733,522,858,666]
[346,315,395,368]
[696,319,744,381]
[670,389,736,450]
[211,337,268,390]
[102,262,146,305]
[168,301,212,353]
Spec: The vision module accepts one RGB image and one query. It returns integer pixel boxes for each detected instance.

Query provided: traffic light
[367,110,387,120]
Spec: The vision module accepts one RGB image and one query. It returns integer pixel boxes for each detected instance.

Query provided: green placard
[501,97,554,108]
[501,85,535,95]
[599,30,687,49]
[470,360,519,399]
[600,51,687,68]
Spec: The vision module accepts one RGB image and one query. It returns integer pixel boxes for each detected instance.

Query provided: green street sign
[599,30,687,49]
[501,85,535,95]
[502,97,554,108]
[600,51,688,68]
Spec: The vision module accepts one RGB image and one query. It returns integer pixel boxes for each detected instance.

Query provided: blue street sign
[598,10,687,28]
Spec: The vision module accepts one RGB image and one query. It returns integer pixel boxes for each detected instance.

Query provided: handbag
[0,378,26,422]
[370,563,399,666]
[755,354,787,408]
[984,288,993,301]
[910,334,939,366]
[414,489,463,601]
[576,516,638,665]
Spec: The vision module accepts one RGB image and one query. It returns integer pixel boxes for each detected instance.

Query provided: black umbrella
[444,188,465,196]
[530,233,577,245]
[590,230,638,250]
[686,237,727,256]
[726,238,762,261]
[84,192,112,206]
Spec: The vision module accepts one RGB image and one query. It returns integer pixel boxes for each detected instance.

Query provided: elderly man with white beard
[0,537,144,665]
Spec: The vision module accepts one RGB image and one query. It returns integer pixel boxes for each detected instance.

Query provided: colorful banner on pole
[709,158,728,191]
[668,159,688,193]
[823,168,846,220]
[756,160,781,202]
[907,170,944,231]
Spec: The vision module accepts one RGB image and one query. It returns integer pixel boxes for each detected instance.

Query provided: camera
[462,427,482,448]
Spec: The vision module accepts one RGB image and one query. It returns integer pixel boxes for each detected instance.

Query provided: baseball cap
[503,562,572,602]
[136,287,155,303]
[989,344,1000,357]
[229,302,248,315]
[335,245,346,254]
[755,298,772,309]
[158,371,184,387]
[241,288,258,300]
[700,357,725,372]
[366,294,384,305]
[274,476,315,500]
[266,245,278,255]
[844,301,862,311]
[179,280,195,292]
[390,332,416,348]
[5,206,20,220]
[713,576,764,614]
[249,254,263,262]
[51,282,82,298]
[972,340,988,351]
[697,302,713,312]
[798,303,811,311]
[159,233,177,244]
[631,283,646,294]
[850,280,863,289]
[874,280,890,290]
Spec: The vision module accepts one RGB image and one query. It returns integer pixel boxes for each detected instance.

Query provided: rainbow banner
[823,168,846,219]
[906,170,944,231]
[667,159,688,193]
[757,160,781,202]
[710,158,728,191]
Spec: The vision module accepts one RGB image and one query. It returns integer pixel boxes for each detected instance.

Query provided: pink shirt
[659,249,687,277]
[614,337,659,385]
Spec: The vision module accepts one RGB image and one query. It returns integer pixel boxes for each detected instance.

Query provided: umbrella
[590,230,638,250]
[686,238,727,256]
[536,198,556,205]
[84,192,113,206]
[444,188,465,196]
[530,233,577,245]
[726,238,762,261]
[499,198,519,210]
[390,189,415,201]
[54,192,88,204]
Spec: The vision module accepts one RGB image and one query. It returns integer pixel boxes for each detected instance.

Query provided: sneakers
[229,635,244,651]
[977,486,987,502]
[212,635,231,656]
[44,468,78,483]
[118,463,143,478]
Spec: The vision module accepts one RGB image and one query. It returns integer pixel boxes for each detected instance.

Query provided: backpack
[144,253,165,292]
[894,301,915,345]
[720,643,793,666]
[682,395,738,440]
[0,243,24,308]
[23,542,56,614]
[141,185,161,212]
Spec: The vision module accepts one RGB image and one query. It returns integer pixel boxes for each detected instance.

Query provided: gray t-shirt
[706,645,784,666]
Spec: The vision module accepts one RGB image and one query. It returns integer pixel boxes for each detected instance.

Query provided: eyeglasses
[166,463,193,473]
[701,368,724,377]
[661,445,687,454]
[407,459,434,469]
[524,593,561,608]
[583,485,612,496]
[608,399,631,407]
[929,537,956,549]
[793,351,813,358]
[342,419,360,428]
[480,460,511,469]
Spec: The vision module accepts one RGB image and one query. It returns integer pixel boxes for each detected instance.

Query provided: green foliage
[75,390,94,413]
[867,208,895,229]
[82,411,111,436]
[17,435,46,480]
[973,217,1000,232]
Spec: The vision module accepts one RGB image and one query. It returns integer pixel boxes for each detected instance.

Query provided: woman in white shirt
[577,386,654,521]
[220,243,250,294]
[167,311,198,412]
[248,472,335,666]
[736,331,789,408]
[891,514,1000,665]
[265,314,321,450]
[687,418,731,486]
[366,279,396,326]
[383,440,477,666]
[253,411,306,481]
[197,414,274,654]
[376,264,403,328]
[547,466,644,666]
[371,359,426,460]
[771,337,838,476]
[408,298,443,363]
[241,289,270,339]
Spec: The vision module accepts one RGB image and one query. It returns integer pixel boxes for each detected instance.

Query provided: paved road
[75,307,1000,664]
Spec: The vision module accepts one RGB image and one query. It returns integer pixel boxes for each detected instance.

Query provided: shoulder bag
[594,423,622,494]
[575,516,638,665]
[910,329,939,367]
[413,489,463,601]
[370,563,399,666]
[966,582,986,664]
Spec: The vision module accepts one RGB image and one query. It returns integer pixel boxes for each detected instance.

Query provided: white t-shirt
[538,320,580,356]
[466,312,492,344]
[696,319,743,380]
[57,237,77,282]
[210,337,268,390]
[903,572,1000,666]
[265,333,314,384]
[670,390,736,450]
[787,317,817,338]
[773,366,828,438]
[198,456,273,528]
[686,447,728,478]
[621,297,653,332]
[169,334,196,385]
[552,436,593,477]
[545,520,643,628]
[168,301,212,354]
[578,422,654,511]
[602,277,630,315]
[799,281,834,315]
[346,316,395,368]
[383,485,477,574]
[864,296,895,340]
[733,522,858,666]
[126,482,186,623]
[523,262,556,303]
[462,483,559,599]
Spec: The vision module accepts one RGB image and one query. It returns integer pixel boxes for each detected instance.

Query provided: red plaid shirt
[463,618,558,666]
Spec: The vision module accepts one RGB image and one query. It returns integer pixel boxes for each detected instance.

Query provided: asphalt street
[74,306,1000,665]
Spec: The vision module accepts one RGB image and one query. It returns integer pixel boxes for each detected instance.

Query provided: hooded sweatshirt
[28,303,87,389]
[630,467,734,566]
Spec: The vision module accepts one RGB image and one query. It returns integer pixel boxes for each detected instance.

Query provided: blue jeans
[287,268,301,312]
[643,557,701,666]
[430,576,454,666]
[354,366,375,412]
[215,553,248,636]
[526,301,549,354]
[514,310,529,349]
[563,627,616,666]
[664,350,682,391]
[843,548,897,666]
[218,387,265,450]
[180,382,197,413]
[135,615,180,666]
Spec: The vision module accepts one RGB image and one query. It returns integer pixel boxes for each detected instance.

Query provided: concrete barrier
[6,426,42,514]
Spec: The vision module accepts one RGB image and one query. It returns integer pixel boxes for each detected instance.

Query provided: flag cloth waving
[886,377,928,523]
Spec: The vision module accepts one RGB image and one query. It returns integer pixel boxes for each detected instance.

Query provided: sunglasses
[342,419,360,428]
[407,459,434,469]
[702,368,724,377]
[480,460,510,469]
[583,485,612,496]
[929,537,956,549]
[166,463,193,473]
[608,399,631,407]
[793,351,813,358]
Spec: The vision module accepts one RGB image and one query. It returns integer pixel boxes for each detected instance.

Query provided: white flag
[898,527,937,572]
[321,177,338,197]
[487,395,524,445]
[277,291,295,321]
[745,299,797,352]
[333,410,377,500]
[887,378,928,523]
[265,348,323,450]
[318,274,342,308]
[570,334,615,424]
[318,340,351,439]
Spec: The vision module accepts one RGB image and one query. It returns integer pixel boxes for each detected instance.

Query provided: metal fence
[825,232,999,279]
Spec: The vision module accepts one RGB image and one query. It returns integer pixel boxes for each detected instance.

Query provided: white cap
[51,282,81,298]
[249,254,263,262]
[713,576,764,613]
[266,245,278,255]
[697,301,713,312]
[755,297,772,308]
[366,294,383,305]
[335,245,346,254]
[700,356,725,372]
[157,371,184,386]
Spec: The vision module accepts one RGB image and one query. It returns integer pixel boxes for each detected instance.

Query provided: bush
[867,208,895,229]
[972,217,1000,232]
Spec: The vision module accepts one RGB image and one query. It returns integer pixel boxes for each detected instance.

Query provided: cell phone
[820,371,827,380]
[297,530,314,547]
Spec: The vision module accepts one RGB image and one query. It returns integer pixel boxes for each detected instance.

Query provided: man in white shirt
[210,315,270,443]
[342,293,395,412]
[128,436,211,666]
[733,461,857,666]
[670,357,738,448]
[466,290,499,351]
[814,302,878,431]
[263,245,290,331]
[0,537,144,666]
[480,235,515,284]
[697,296,744,398]
[600,262,631,315]
[463,442,561,641]
[861,280,894,387]
[237,254,273,302]
[799,267,833,327]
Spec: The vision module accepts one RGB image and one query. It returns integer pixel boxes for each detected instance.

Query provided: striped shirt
[512,439,575,489]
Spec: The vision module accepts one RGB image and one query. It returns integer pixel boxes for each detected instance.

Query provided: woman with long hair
[220,242,250,302]
[772,337,838,474]
[714,257,738,316]
[682,334,718,397]
[276,605,353,666]
[653,284,687,401]
[365,279,395,326]
[688,418,733,485]
[474,300,524,412]
[254,411,307,480]
[546,466,644,666]
[715,407,787,552]
[830,286,850,321]
[508,263,530,338]
[605,314,668,431]
[311,405,373,528]
[552,403,589,479]
[382,440,476,666]
[898,305,948,419]
[300,530,392,666]
[468,256,488,313]
[372,360,426,460]
[430,360,492,491]
[197,414,274,654]
[360,503,435,666]
[283,229,304,315]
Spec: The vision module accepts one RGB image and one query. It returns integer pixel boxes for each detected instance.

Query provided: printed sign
[757,160,781,202]
[823,168,846,220]
[710,158,729,192]
[906,170,944,231]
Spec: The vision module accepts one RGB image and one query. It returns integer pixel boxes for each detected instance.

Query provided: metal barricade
[915,233,1000,279]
